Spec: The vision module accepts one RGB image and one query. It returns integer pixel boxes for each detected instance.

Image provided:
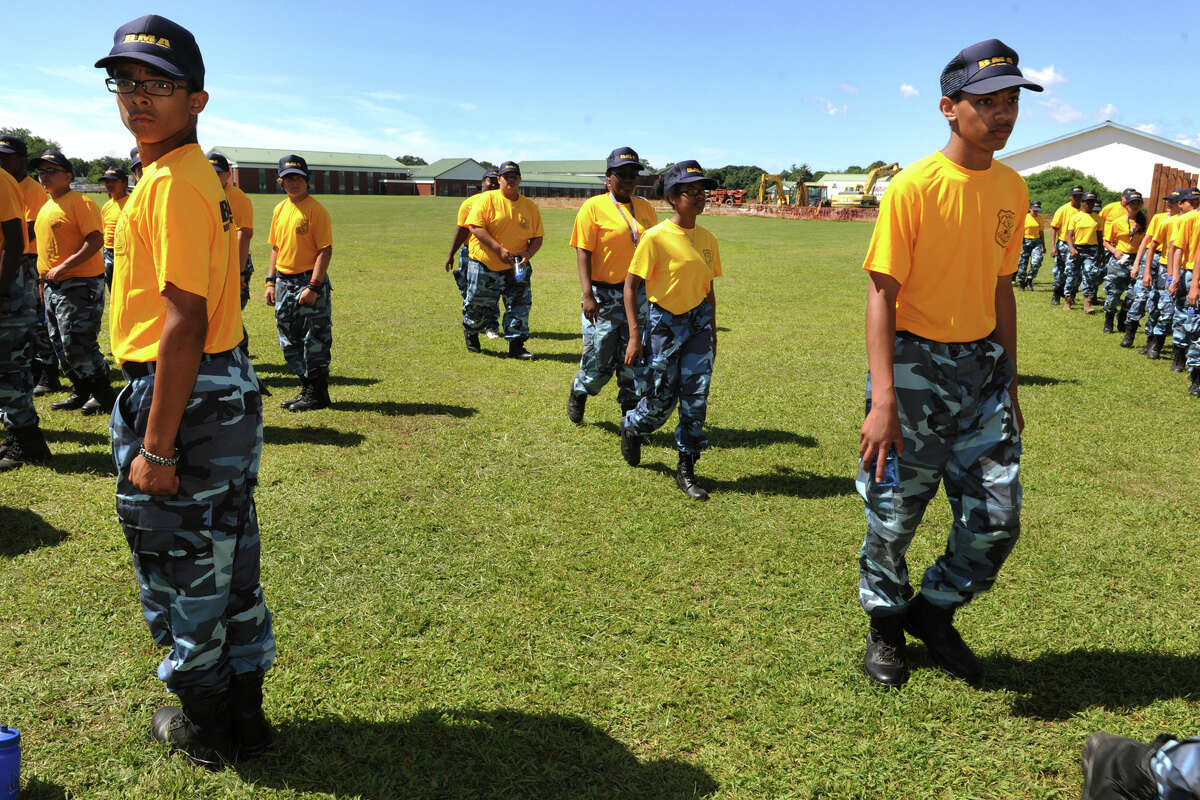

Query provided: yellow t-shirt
[1022,212,1042,240]
[1050,201,1078,243]
[0,169,22,257]
[1171,209,1200,269]
[1100,201,1124,226]
[465,190,544,271]
[34,190,104,279]
[1068,210,1101,246]
[456,193,482,256]
[1104,215,1142,254]
[110,143,242,363]
[1144,212,1168,250]
[101,194,129,249]
[862,151,1026,343]
[268,194,332,275]
[17,176,46,256]
[225,184,253,231]
[628,220,722,315]
[570,193,658,284]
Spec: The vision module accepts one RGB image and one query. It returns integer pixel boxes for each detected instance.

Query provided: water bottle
[0,726,18,800]
[879,448,901,489]
[514,258,529,282]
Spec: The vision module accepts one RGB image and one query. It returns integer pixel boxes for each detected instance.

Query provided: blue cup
[0,726,18,800]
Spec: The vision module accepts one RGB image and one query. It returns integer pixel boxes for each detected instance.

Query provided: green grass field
[2,195,1198,799]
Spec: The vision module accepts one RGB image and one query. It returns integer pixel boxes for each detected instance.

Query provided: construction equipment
[831,163,900,207]
[795,183,830,207]
[758,173,787,206]
[708,188,748,206]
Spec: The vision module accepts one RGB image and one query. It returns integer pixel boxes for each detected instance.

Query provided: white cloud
[362,91,410,103]
[35,64,102,87]
[1098,103,1118,118]
[1024,65,1066,88]
[1174,133,1200,148]
[1039,97,1084,124]
[839,83,859,94]
[457,102,478,112]
[899,84,919,98]
[1136,123,1161,135]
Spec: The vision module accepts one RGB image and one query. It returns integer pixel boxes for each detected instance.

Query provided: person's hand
[712,329,718,361]
[297,287,318,307]
[1143,272,1152,288]
[624,338,643,367]
[1010,388,1025,433]
[581,291,598,322]
[130,454,180,495]
[444,256,453,272]
[241,275,249,291]
[1189,282,1199,307]
[499,247,514,263]
[1069,246,1078,258]
[1169,278,1181,297]
[859,399,904,484]
[264,284,276,306]
[43,266,66,283]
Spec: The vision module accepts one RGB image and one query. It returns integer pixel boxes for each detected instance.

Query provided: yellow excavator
[757,173,788,206]
[830,163,900,207]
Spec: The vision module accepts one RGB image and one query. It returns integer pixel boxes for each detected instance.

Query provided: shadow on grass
[263,425,366,447]
[47,450,116,476]
[593,422,817,450]
[480,349,579,364]
[331,401,477,418]
[0,508,69,556]
[981,649,1200,720]
[643,462,855,498]
[252,363,381,387]
[42,428,109,446]
[237,708,717,800]
[1017,373,1079,387]
[16,777,67,800]
[528,330,578,341]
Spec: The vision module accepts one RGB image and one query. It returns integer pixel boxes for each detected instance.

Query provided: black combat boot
[464,330,481,353]
[1103,311,1115,334]
[151,689,235,769]
[1120,320,1139,348]
[863,615,908,688]
[903,594,983,684]
[1171,346,1187,372]
[280,378,309,409]
[50,381,90,411]
[566,389,586,424]
[0,426,53,472]
[1079,732,1163,800]
[1117,305,1129,332]
[508,338,534,360]
[81,374,117,416]
[620,419,641,467]
[230,671,273,760]
[32,363,61,396]
[289,375,329,411]
[1190,368,1200,397]
[1146,334,1164,360]
[1050,287,1061,306]
[675,452,709,501]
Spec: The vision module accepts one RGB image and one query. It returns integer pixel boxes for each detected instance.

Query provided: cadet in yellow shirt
[464,160,544,359]
[1168,187,1200,377]
[1064,192,1102,311]
[265,154,334,411]
[1100,191,1144,334]
[1135,190,1184,357]
[620,160,720,502]
[32,150,114,415]
[97,13,275,767]
[567,147,657,424]
[858,39,1036,689]
[1050,184,1083,305]
[100,166,130,289]
[207,152,254,309]
[1015,199,1044,290]
[443,169,499,314]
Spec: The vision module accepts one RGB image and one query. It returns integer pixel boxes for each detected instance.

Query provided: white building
[1000,121,1200,193]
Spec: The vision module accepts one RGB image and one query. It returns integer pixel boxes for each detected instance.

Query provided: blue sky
[5,1,1199,172]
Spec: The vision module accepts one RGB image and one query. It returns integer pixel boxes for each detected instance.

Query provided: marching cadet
[1015,199,1043,290]
[0,137,50,471]
[208,152,254,310]
[1049,184,1083,305]
[1142,190,1185,359]
[100,166,130,289]
[857,39,1036,689]
[567,147,656,423]
[1169,187,1200,377]
[1123,189,1180,349]
[129,145,143,181]
[97,12,275,766]
[31,149,115,415]
[1064,192,1102,312]
[1100,191,1144,334]
[620,160,721,502]
[464,160,543,359]
[444,169,499,322]
[265,154,334,411]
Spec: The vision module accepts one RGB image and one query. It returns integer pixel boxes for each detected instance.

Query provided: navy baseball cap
[31,150,72,173]
[498,161,521,176]
[606,147,645,172]
[129,146,141,170]
[941,39,1043,97]
[483,169,499,180]
[95,15,205,90]
[278,154,309,179]
[207,151,230,172]
[101,167,128,182]
[663,160,717,194]
[1182,187,1200,202]
[1069,185,1084,196]
[0,135,26,157]
[1030,200,1041,210]
[1123,190,1143,204]
[1166,189,1184,202]
[1082,191,1098,203]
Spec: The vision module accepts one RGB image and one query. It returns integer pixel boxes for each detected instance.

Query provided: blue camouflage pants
[112,348,275,695]
[463,259,530,341]
[44,276,108,383]
[1063,245,1097,299]
[28,256,57,371]
[240,253,254,310]
[1148,256,1174,336]
[1103,253,1135,315]
[1171,270,1195,350]
[452,244,469,299]
[274,271,332,380]
[1079,245,1104,298]
[0,257,39,431]
[1016,238,1043,284]
[573,282,648,410]
[624,300,715,456]
[1126,254,1157,325]
[857,332,1021,615]
[103,247,114,290]
[1152,737,1200,798]
[1052,240,1069,287]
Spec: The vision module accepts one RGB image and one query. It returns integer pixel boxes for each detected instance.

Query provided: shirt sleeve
[465,194,491,229]
[0,181,20,224]
[148,178,218,297]
[1172,218,1190,249]
[627,231,655,280]
[78,195,103,238]
[527,201,544,238]
[636,198,658,230]
[268,204,281,248]
[861,179,916,284]
[311,204,333,250]
[231,190,254,230]
[569,201,597,250]
[706,230,723,279]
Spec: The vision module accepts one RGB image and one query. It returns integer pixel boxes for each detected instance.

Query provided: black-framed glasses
[36,168,66,177]
[678,186,706,198]
[105,77,188,96]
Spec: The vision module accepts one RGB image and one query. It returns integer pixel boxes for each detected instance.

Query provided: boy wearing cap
[1015,200,1044,290]
[464,160,543,359]
[444,170,500,317]
[1169,189,1200,375]
[97,13,275,767]
[264,154,334,411]
[858,39,1037,689]
[1050,186,1083,305]
[0,137,50,471]
[1064,193,1102,312]
[1101,191,1144,334]
[568,147,657,423]
[1140,191,1184,358]
[32,150,115,416]
[100,167,130,289]
[208,152,254,310]
[1124,191,1179,349]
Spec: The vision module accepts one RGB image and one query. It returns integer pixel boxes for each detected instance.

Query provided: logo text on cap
[976,56,1014,69]
[124,33,172,49]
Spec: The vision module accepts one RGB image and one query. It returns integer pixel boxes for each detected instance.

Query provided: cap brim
[961,74,1043,94]
[0,145,19,155]
[95,52,188,81]
[498,170,520,176]
[278,168,307,177]
[667,176,718,192]
[608,162,646,173]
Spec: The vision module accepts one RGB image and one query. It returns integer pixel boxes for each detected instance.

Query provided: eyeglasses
[105,77,188,96]
[677,186,706,198]
[36,168,66,177]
